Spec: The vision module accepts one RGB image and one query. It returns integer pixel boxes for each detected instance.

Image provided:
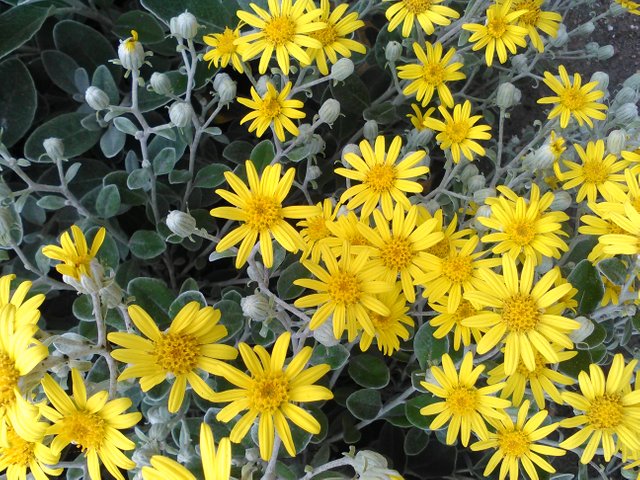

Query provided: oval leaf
[0,58,37,147]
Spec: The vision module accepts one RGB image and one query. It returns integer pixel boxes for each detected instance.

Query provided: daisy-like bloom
[463,256,580,376]
[558,140,628,203]
[335,135,429,220]
[237,81,305,142]
[385,0,460,37]
[203,26,245,73]
[0,274,45,327]
[359,283,413,356]
[420,210,473,258]
[537,65,608,128]
[598,201,640,256]
[407,104,434,131]
[211,161,318,268]
[429,298,485,350]
[487,347,576,408]
[596,168,640,216]
[578,204,628,263]
[235,0,324,74]
[462,1,528,67]
[294,244,391,340]
[325,210,373,252]
[297,198,340,263]
[510,0,562,52]
[42,225,106,281]
[141,423,230,480]
[108,301,238,413]
[397,42,465,108]
[470,400,566,480]
[479,184,570,264]
[212,332,333,461]
[302,0,366,75]
[615,0,640,15]
[419,352,511,446]
[423,100,492,164]
[418,235,501,310]
[356,205,444,302]
[622,148,640,172]
[548,130,566,160]
[41,369,142,480]
[560,354,640,463]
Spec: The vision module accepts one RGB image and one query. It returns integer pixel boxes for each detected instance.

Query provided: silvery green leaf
[113,117,139,135]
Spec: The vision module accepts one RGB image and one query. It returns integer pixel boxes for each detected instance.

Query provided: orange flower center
[581,159,609,184]
[216,28,238,55]
[513,1,541,25]
[245,194,283,232]
[154,333,200,375]
[402,0,433,14]
[560,86,587,111]
[327,269,362,305]
[0,352,20,410]
[441,254,474,284]
[380,236,414,271]
[486,17,508,38]
[311,24,338,46]
[248,371,289,413]
[445,120,470,143]
[506,221,536,246]
[61,411,106,451]
[587,393,624,429]
[0,427,36,467]
[422,63,446,85]
[365,164,397,193]
[502,294,539,332]
[264,15,296,46]
[427,237,450,258]
[446,386,478,415]
[304,216,331,242]
[498,429,530,456]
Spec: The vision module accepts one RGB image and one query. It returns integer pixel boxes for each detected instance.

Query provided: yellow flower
[558,140,628,203]
[596,168,640,216]
[0,274,44,327]
[537,65,608,128]
[212,332,333,460]
[325,210,373,252]
[335,135,429,220]
[406,104,434,131]
[236,0,324,74]
[141,423,231,480]
[560,354,640,463]
[294,244,391,340]
[108,301,237,413]
[598,201,640,256]
[42,225,106,280]
[303,0,366,75]
[237,81,305,142]
[615,0,640,14]
[423,100,492,164]
[203,26,245,73]
[297,198,340,263]
[356,205,445,302]
[470,400,565,480]
[419,352,511,446]
[41,369,142,480]
[548,130,566,159]
[462,0,528,67]
[463,256,580,376]
[421,210,473,258]
[385,0,460,37]
[510,0,562,52]
[397,42,465,108]
[211,161,318,268]
[578,204,628,263]
[429,298,485,350]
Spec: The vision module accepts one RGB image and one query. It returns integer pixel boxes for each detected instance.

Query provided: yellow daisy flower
[108,301,237,413]
[462,0,528,67]
[429,298,485,351]
[0,274,44,327]
[510,0,562,52]
[385,0,460,37]
[294,244,390,340]
[397,42,465,108]
[470,400,566,480]
[41,225,106,280]
[537,65,608,128]
[578,204,627,263]
[297,198,340,263]
[599,201,640,256]
[303,0,366,75]
[41,369,142,480]
[210,161,318,268]
[406,104,434,131]
[141,423,231,480]
[615,0,640,15]
[596,168,640,215]
[335,135,429,220]
[423,100,492,164]
[236,0,324,74]
[420,210,473,258]
[237,81,305,142]
[212,332,333,461]
[548,130,566,159]
[203,26,245,73]
[463,256,580,376]
[325,210,373,252]
[419,352,511,446]
[560,354,640,463]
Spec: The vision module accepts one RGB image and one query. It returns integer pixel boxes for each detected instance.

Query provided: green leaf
[140,0,236,31]
[127,277,173,326]
[277,262,311,300]
[129,230,166,259]
[36,195,66,210]
[24,112,102,162]
[194,164,230,188]
[113,10,165,44]
[558,346,606,378]
[153,147,177,176]
[100,124,126,159]
[567,259,605,315]
[330,74,370,114]
[577,322,607,349]
[72,295,94,322]
[250,140,275,172]
[113,117,138,135]
[405,395,435,429]
[41,50,80,95]
[597,258,627,285]
[169,169,191,184]
[223,140,253,164]
[0,5,50,60]
[363,101,398,125]
[168,291,207,318]
[346,389,382,421]
[127,168,152,190]
[413,322,448,371]
[404,427,430,456]
[348,354,390,389]
[310,344,349,370]
[92,65,119,104]
[96,184,121,218]
[214,299,245,340]
[0,58,37,147]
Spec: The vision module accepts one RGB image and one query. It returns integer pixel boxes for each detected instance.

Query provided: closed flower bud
[150,72,173,96]
[615,87,637,105]
[43,137,64,161]
[308,135,325,155]
[297,123,314,142]
[597,45,614,61]
[473,187,495,204]
[166,210,198,238]
[533,144,556,169]
[168,101,193,127]
[590,71,609,92]
[549,24,568,47]
[256,75,270,96]
[319,98,341,125]
[385,41,402,62]
[607,129,627,155]
[466,174,485,191]
[331,58,354,81]
[100,281,124,309]
[473,205,492,231]
[585,42,599,55]
[213,72,232,91]
[407,127,433,146]
[615,103,638,123]
[118,30,145,71]
[577,21,595,36]
[496,82,521,109]
[460,163,480,183]
[85,86,110,111]
[354,451,388,474]
[623,72,640,89]
[215,76,237,104]
[170,11,199,40]
[363,120,378,142]
[312,320,339,347]
[569,316,595,343]
[240,293,272,321]
[307,165,322,181]
[609,2,626,15]
[550,191,572,211]
[341,143,359,164]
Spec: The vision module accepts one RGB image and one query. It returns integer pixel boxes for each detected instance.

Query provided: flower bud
[118,30,145,71]
[549,24,568,47]
[168,102,194,127]
[609,2,627,15]
[585,42,599,55]
[385,41,402,62]
[533,144,556,169]
[241,293,272,321]
[85,86,110,111]
[150,72,173,96]
[318,98,341,125]
[460,163,480,183]
[590,71,609,93]
[307,165,322,181]
[43,137,64,161]
[623,72,640,89]
[166,210,198,238]
[341,143,360,164]
[597,45,614,61]
[473,205,492,231]
[576,21,595,36]
[353,451,388,474]
[331,58,354,81]
[170,11,199,40]
[473,188,495,204]
[467,174,485,191]
[495,82,521,109]
[615,103,638,124]
[215,75,237,104]
[245,448,260,463]
[312,320,340,347]
[550,191,572,211]
[256,75,270,96]
[407,127,433,146]
[100,281,124,309]
[615,87,637,105]
[363,120,378,142]
[607,129,627,155]
[569,316,595,343]
[307,134,326,156]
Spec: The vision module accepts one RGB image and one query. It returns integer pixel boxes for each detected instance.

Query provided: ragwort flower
[42,225,106,281]
[510,0,562,52]
[203,26,245,73]
[385,0,460,37]
[0,274,45,327]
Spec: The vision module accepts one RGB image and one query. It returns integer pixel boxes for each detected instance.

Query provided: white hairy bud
[385,41,402,62]
[166,210,198,238]
[607,129,627,155]
[118,31,145,71]
[85,86,110,111]
[318,98,341,125]
[43,138,64,161]
[550,191,572,211]
[363,120,378,142]
[150,72,173,96]
[615,103,638,124]
[496,82,521,109]
[169,102,194,127]
[170,11,199,40]
[240,293,272,322]
[331,58,354,81]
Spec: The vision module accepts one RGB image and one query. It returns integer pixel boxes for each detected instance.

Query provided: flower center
[245,194,283,232]
[264,15,296,46]
[441,254,473,283]
[446,386,478,416]
[487,18,508,38]
[123,31,139,53]
[62,411,106,451]
[370,312,395,331]
[0,427,35,467]
[502,294,540,333]
[587,393,624,429]
[305,216,331,242]
[217,28,237,54]
[380,236,414,271]
[505,221,536,246]
[154,333,200,375]
[513,1,541,25]
[327,269,362,305]
[364,164,397,193]
[422,63,446,86]
[0,352,20,410]
[498,429,530,457]
[427,237,450,258]
[445,121,470,143]
[550,139,565,157]
[451,300,478,325]
[248,371,289,413]
[581,159,609,184]
[261,97,282,120]
[560,87,586,111]
[311,24,338,46]
[516,352,547,377]
[402,0,432,14]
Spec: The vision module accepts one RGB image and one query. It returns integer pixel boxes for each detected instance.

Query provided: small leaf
[127,277,173,326]
[41,50,80,95]
[169,169,191,184]
[129,230,166,259]
[96,184,121,218]
[168,291,207,318]
[92,65,119,104]
[36,195,67,210]
[100,124,126,158]
[65,163,82,184]
[405,395,436,429]
[346,389,382,421]
[250,140,275,172]
[223,140,253,164]
[113,10,165,44]
[363,101,398,125]
[53,20,119,77]
[0,58,37,147]
[348,354,390,389]
[215,299,245,340]
[413,322,448,371]
[309,344,349,370]
[567,259,605,315]
[277,262,311,300]
[152,147,177,176]
[127,169,152,191]
[113,117,139,135]
[597,258,627,285]
[0,5,50,60]
[193,164,230,188]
